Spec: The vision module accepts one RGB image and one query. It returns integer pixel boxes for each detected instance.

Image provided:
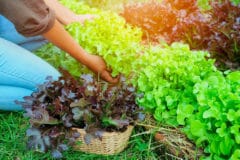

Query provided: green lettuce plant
[132,43,240,159]
[133,43,216,126]
[36,0,142,78]
[121,0,240,70]
[34,1,240,159]
[35,43,90,77]
[65,13,142,77]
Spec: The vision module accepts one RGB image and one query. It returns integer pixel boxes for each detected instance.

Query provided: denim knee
[0,85,33,111]
[0,38,61,90]
[0,38,61,111]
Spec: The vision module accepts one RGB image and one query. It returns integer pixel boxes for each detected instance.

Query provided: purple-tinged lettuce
[16,69,142,159]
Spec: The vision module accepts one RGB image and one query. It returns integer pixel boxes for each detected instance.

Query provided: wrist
[80,53,91,66]
[67,15,78,25]
[71,47,90,66]
[58,15,77,25]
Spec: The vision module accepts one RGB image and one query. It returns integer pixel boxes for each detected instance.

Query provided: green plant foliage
[80,0,150,12]
[60,0,101,14]
[122,0,240,70]
[37,0,143,78]
[35,43,91,77]
[200,0,240,6]
[33,0,240,159]
[65,13,142,77]
[133,43,240,159]
[231,0,240,5]
[197,0,211,10]
[133,43,216,126]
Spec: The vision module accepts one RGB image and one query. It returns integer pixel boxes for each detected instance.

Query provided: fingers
[101,70,119,84]
[106,67,112,73]
[87,54,119,84]
[87,15,96,20]
[86,14,99,19]
[80,14,97,23]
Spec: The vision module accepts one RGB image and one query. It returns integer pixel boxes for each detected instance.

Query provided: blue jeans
[0,15,60,111]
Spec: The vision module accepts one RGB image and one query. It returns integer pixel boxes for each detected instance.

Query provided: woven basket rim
[72,125,134,136]
[71,125,134,155]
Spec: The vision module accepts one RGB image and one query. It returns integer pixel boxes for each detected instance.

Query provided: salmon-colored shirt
[0,0,55,37]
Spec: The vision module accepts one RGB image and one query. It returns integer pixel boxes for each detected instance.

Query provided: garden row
[34,0,240,159]
[121,0,240,70]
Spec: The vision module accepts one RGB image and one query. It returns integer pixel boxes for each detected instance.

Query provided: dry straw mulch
[136,114,203,160]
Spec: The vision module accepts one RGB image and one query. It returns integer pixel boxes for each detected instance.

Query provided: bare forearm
[43,0,76,25]
[42,20,89,65]
[42,13,118,83]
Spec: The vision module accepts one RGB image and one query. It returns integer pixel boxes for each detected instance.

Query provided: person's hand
[74,14,96,24]
[85,54,119,84]
[63,14,96,25]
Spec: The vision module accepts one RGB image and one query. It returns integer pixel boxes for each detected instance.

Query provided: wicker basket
[72,125,134,155]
